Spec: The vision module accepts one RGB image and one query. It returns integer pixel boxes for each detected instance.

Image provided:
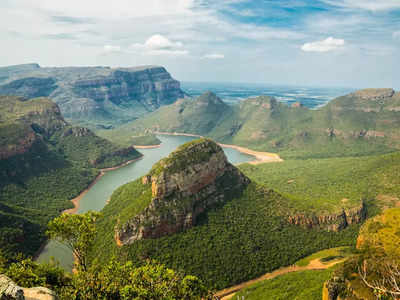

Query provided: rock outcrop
[0,275,57,300]
[352,88,395,101]
[0,64,185,125]
[0,275,24,300]
[287,202,367,231]
[115,138,250,245]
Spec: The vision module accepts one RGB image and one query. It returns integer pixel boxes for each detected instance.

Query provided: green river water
[37,135,254,270]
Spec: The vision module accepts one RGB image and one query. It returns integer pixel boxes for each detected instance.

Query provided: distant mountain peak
[197,91,224,105]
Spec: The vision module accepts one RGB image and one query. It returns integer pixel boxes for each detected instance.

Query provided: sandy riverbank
[154,131,283,164]
[219,143,283,164]
[63,156,143,215]
[133,144,161,149]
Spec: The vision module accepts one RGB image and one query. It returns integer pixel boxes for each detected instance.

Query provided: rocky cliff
[287,202,367,231]
[0,275,57,300]
[0,64,185,126]
[115,138,250,245]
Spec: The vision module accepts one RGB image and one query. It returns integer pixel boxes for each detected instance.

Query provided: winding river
[37,135,254,270]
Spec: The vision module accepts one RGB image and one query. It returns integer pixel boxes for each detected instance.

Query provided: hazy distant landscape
[181,81,354,108]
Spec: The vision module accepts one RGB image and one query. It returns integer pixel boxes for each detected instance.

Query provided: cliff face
[0,64,185,126]
[0,275,57,300]
[287,203,367,231]
[115,139,250,245]
[0,77,57,99]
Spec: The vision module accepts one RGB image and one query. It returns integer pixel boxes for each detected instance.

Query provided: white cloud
[143,34,183,50]
[203,53,224,59]
[321,0,400,11]
[393,31,400,39]
[103,45,121,53]
[130,34,188,56]
[301,37,345,52]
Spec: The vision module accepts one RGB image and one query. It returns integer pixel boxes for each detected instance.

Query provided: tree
[358,257,400,299]
[357,208,400,299]
[62,258,211,300]
[46,211,211,299]
[46,211,101,271]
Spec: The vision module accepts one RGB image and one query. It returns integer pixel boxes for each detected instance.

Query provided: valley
[36,135,256,269]
[1,67,400,300]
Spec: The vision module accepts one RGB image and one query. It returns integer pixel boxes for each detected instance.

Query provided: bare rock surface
[0,275,57,300]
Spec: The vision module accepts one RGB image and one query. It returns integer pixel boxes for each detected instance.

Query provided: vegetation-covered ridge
[0,95,141,259]
[148,138,221,176]
[114,138,250,244]
[108,89,400,159]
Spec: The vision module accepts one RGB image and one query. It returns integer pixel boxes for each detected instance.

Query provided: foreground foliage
[1,212,209,300]
[326,208,400,299]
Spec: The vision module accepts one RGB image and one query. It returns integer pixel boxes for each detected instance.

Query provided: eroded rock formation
[0,64,185,124]
[287,203,367,231]
[116,139,250,245]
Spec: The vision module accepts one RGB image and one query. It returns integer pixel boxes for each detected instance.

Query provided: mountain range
[109,88,400,159]
[0,64,185,128]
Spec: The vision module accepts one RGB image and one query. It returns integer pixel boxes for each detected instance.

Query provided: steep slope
[0,95,141,258]
[111,89,400,159]
[0,64,185,127]
[93,139,362,290]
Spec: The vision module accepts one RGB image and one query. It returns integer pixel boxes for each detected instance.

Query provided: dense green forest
[93,182,360,290]
[239,151,400,214]
[0,95,141,259]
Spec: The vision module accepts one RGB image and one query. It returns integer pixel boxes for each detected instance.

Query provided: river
[36,135,254,270]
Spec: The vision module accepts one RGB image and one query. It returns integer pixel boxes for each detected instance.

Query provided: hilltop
[0,95,141,258]
[0,64,186,128]
[107,89,400,159]
[92,139,363,290]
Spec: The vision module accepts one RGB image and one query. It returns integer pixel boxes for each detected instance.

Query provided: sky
[0,0,399,88]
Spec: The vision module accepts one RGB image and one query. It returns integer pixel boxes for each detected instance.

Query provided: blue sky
[0,0,399,88]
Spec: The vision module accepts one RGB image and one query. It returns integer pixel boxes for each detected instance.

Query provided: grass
[235,269,334,300]
[295,247,351,267]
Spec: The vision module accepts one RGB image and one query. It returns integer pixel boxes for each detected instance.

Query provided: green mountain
[0,95,141,258]
[108,89,400,159]
[92,139,362,290]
